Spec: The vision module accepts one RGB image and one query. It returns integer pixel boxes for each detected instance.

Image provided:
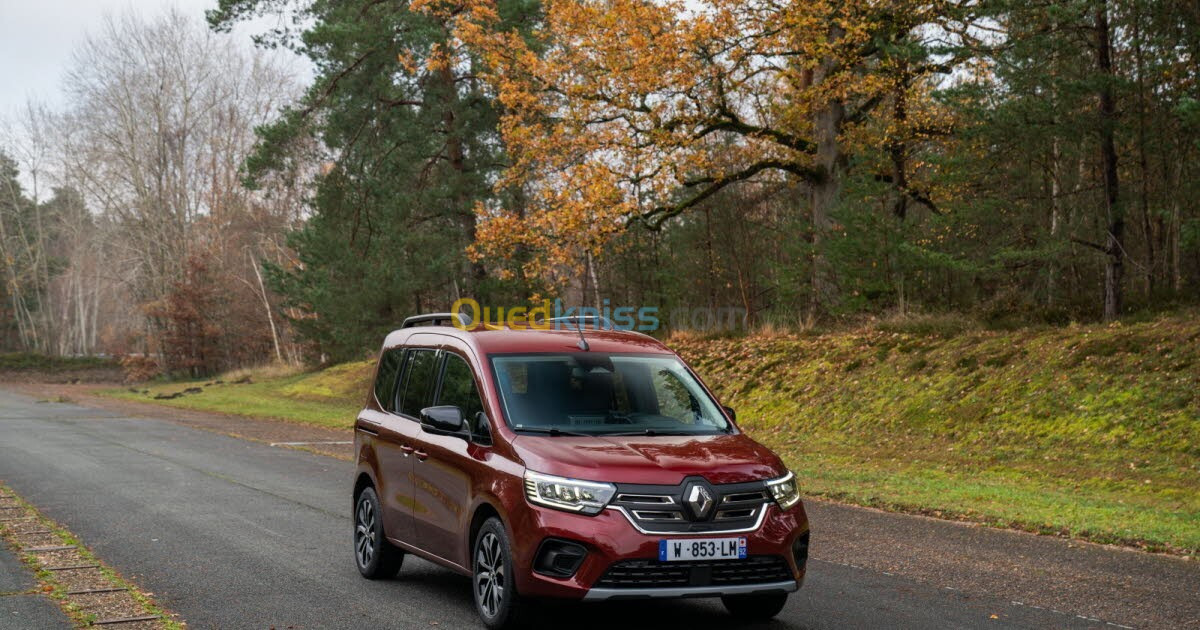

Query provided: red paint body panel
[506,499,809,599]
[510,433,786,485]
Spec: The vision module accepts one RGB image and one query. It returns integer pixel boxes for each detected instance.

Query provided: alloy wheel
[474,532,505,618]
[355,497,376,568]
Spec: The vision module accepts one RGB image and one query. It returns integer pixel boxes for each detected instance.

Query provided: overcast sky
[0,0,287,116]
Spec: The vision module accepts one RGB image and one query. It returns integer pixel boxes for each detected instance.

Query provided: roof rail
[401,312,472,329]
[542,315,614,330]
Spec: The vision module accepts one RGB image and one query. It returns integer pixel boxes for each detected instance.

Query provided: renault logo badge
[685,483,715,520]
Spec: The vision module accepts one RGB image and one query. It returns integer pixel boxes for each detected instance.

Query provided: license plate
[659,537,747,561]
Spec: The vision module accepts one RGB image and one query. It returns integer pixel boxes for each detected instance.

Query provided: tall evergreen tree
[210,0,538,360]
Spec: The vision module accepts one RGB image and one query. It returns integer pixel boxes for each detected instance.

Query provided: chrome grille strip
[607,504,770,535]
[722,491,767,504]
[715,507,757,520]
[615,493,675,505]
[631,510,684,522]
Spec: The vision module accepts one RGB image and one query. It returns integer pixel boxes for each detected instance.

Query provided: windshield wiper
[513,426,594,437]
[602,428,697,436]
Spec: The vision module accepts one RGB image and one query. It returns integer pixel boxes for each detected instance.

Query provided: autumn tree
[52,9,305,366]
[426,0,974,314]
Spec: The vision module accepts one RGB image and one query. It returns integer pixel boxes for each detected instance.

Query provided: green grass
[105,361,373,429]
[102,312,1200,555]
[673,311,1200,554]
[0,352,117,371]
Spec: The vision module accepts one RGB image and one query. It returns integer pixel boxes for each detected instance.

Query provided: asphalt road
[0,541,72,630]
[0,388,1194,629]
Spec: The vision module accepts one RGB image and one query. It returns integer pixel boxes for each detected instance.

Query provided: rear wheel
[472,517,526,629]
[721,591,789,620]
[354,486,403,579]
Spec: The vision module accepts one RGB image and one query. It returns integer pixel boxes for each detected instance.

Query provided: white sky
[0,0,296,116]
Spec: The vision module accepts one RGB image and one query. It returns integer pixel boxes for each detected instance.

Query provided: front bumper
[583,580,798,601]
[509,499,809,600]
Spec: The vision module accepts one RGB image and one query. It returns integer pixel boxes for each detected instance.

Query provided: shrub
[119,355,161,383]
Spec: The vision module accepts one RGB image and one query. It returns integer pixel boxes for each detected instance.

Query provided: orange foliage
[418,0,965,288]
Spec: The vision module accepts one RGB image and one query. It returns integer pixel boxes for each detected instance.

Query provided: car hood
[510,432,786,485]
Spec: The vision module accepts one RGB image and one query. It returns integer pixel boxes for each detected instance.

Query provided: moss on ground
[672,311,1200,554]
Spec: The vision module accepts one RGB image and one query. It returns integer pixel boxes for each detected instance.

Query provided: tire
[472,517,526,629]
[354,486,404,579]
[721,591,789,620]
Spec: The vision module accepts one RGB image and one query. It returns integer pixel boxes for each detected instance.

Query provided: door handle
[400,445,414,457]
[414,450,429,462]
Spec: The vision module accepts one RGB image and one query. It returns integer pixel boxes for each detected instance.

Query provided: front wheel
[472,518,526,629]
[354,486,403,579]
[721,591,789,620]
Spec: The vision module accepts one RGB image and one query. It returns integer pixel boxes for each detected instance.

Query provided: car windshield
[490,353,731,436]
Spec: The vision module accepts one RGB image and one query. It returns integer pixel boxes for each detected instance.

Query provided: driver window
[437,354,488,439]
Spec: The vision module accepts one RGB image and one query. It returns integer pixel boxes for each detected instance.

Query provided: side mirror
[722,405,737,422]
[420,405,465,433]
[474,411,493,445]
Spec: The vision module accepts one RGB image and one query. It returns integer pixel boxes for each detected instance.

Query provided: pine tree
[210,0,538,360]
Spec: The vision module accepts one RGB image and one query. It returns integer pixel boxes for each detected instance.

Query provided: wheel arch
[353,470,377,511]
[468,501,503,557]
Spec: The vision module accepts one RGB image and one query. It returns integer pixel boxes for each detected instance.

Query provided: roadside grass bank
[674,311,1200,555]
[0,482,183,629]
[102,312,1200,555]
[0,353,122,384]
[107,360,373,428]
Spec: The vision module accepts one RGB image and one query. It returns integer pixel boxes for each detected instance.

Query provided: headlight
[766,470,801,510]
[524,471,616,515]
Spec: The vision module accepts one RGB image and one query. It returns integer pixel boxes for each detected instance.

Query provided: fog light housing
[533,538,587,578]
[792,531,810,571]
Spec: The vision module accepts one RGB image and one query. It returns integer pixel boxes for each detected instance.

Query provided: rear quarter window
[374,349,404,411]
[399,349,438,417]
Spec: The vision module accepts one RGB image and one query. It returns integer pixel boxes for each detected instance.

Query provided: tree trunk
[439,58,486,297]
[1132,7,1155,296]
[250,251,284,364]
[1049,134,1062,307]
[1096,0,1123,322]
[809,23,846,317]
[1048,9,1062,309]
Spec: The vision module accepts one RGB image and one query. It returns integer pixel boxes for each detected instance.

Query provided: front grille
[596,555,792,588]
[610,476,770,534]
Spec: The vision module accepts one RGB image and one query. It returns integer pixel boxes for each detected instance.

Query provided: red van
[352,313,808,628]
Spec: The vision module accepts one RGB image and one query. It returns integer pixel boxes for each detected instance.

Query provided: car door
[359,348,422,545]
[388,345,442,546]
[410,346,492,568]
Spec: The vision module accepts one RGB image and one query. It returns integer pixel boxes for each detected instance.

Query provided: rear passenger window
[399,349,437,418]
[374,349,404,411]
[438,354,487,438]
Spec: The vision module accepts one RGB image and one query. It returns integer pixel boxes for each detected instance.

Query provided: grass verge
[106,361,373,429]
[0,482,184,628]
[101,313,1199,555]
[674,311,1200,555]
[0,353,116,371]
